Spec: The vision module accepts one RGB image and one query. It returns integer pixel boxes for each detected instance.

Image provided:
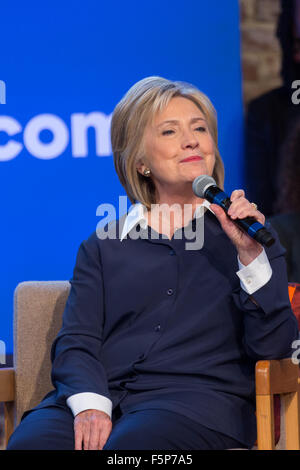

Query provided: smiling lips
[180,156,203,163]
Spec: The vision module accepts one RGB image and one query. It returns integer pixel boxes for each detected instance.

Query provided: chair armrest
[256,358,299,395]
[0,368,15,448]
[0,368,15,402]
[255,358,300,450]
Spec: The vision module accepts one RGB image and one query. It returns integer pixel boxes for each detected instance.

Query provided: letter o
[24,114,69,159]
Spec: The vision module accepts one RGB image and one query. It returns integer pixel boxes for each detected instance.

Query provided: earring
[143,168,151,177]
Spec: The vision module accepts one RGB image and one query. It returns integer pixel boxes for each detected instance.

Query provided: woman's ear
[136,160,146,176]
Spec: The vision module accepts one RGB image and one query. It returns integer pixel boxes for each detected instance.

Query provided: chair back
[13,281,70,425]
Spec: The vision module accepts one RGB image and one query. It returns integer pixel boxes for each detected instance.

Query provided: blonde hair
[111,76,225,210]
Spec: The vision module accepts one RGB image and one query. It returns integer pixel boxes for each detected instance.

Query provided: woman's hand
[74,409,112,450]
[211,190,265,266]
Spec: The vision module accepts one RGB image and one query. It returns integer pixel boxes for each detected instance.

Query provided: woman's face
[138,96,216,198]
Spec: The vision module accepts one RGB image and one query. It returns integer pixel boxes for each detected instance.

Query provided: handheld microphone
[192,175,275,247]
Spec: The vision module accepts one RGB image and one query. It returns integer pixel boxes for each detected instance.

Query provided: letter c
[0,116,23,161]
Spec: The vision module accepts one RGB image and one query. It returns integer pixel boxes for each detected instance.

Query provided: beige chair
[0,281,70,447]
[0,281,300,450]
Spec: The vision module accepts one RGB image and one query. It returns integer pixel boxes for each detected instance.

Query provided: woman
[7,76,298,450]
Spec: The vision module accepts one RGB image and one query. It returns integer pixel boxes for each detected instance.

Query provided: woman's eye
[195,126,206,132]
[162,129,175,135]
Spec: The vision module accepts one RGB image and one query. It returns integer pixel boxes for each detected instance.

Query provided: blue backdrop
[0,0,243,356]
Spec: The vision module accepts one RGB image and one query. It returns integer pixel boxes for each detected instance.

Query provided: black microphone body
[192,175,275,248]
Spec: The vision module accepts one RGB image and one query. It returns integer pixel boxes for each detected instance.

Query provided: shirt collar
[120,200,213,241]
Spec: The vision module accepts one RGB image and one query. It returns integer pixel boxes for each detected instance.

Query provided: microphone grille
[192,175,216,198]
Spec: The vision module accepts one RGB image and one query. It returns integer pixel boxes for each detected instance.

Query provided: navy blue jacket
[30,211,299,448]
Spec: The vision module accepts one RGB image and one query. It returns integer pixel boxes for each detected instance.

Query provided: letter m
[0,80,6,104]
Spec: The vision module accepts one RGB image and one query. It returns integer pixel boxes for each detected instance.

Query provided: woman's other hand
[74,409,112,450]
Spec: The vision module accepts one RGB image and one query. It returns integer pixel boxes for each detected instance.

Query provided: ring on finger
[251,202,258,210]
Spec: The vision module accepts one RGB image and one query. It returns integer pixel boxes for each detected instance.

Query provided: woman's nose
[181,130,199,149]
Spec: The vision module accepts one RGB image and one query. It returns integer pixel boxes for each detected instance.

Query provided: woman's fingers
[82,417,91,450]
[210,188,267,263]
[230,189,245,202]
[74,409,112,451]
[74,424,83,450]
[88,415,101,450]
[227,191,265,225]
[99,421,113,450]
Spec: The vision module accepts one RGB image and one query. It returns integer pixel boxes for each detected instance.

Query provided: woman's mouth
[180,156,203,163]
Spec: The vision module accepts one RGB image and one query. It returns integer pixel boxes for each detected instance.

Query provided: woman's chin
[187,168,209,181]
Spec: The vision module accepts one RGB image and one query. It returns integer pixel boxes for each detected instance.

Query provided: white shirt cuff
[236,248,272,295]
[66,392,113,418]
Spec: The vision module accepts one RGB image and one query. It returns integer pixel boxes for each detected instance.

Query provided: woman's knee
[102,408,245,451]
[7,406,75,450]
[103,409,183,450]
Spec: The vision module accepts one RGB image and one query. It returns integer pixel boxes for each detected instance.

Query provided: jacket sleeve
[50,232,112,406]
[232,224,299,360]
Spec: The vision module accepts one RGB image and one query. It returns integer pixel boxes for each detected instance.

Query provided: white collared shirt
[120,201,272,297]
[120,200,211,242]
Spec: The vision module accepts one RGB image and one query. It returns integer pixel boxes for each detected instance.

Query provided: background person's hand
[74,409,112,450]
[211,189,265,266]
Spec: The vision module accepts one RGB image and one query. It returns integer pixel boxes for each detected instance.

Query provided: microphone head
[192,175,216,198]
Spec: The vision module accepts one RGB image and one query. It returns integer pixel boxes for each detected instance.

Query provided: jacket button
[154,324,161,332]
[167,288,174,295]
